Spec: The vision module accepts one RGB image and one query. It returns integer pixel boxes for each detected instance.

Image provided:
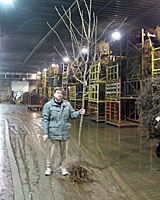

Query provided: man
[42,87,85,176]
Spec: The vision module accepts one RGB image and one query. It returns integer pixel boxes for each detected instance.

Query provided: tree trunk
[78,82,86,160]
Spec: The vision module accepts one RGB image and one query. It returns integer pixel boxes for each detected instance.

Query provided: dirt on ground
[1,103,160,200]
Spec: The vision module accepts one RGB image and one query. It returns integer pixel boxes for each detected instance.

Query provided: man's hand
[80,109,85,115]
[43,135,48,142]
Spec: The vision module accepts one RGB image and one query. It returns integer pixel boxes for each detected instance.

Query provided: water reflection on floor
[0,103,160,199]
[71,118,160,199]
[0,111,14,199]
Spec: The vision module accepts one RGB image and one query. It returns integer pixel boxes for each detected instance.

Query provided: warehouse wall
[0,80,11,101]
[29,80,36,92]
[11,81,29,92]
[0,79,36,102]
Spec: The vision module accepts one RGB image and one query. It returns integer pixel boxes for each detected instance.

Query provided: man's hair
[54,87,64,94]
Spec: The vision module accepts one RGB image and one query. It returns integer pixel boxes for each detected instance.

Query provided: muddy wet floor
[0,103,160,200]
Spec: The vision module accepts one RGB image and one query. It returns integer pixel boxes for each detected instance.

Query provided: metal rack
[69,84,83,111]
[152,47,160,77]
[62,64,69,86]
[105,79,121,100]
[105,62,139,127]
[88,62,106,122]
[123,79,142,97]
[106,63,119,81]
[105,99,139,127]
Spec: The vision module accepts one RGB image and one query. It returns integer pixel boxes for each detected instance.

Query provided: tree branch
[47,22,69,57]
[76,0,88,39]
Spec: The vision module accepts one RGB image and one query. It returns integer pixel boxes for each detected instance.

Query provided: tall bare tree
[48,0,113,159]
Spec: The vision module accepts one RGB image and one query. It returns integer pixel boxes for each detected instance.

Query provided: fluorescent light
[37,71,41,75]
[0,0,13,5]
[81,47,88,54]
[112,30,121,40]
[51,63,56,67]
[43,68,47,72]
[32,74,37,79]
[63,57,70,62]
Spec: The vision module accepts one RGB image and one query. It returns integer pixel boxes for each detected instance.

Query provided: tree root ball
[136,77,160,138]
[68,162,99,183]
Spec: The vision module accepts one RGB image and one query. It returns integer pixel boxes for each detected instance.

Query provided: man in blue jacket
[42,87,85,176]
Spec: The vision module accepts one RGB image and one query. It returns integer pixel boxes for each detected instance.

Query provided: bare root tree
[48,0,113,160]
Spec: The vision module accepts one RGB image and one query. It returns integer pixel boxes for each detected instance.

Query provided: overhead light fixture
[81,47,88,54]
[63,57,70,63]
[32,74,37,79]
[37,71,41,75]
[112,30,121,40]
[51,63,56,67]
[43,68,47,72]
[0,0,13,5]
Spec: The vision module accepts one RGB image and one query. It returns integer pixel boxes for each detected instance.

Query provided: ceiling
[0,0,160,74]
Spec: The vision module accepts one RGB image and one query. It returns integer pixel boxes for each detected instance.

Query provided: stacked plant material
[97,41,109,55]
[136,78,160,138]
[127,43,141,79]
[153,26,160,42]
[101,54,110,65]
[143,39,152,77]
[68,162,99,183]
[126,27,160,79]
[22,92,30,105]
[144,26,160,77]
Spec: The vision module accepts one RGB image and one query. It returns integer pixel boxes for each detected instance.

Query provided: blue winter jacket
[42,98,80,140]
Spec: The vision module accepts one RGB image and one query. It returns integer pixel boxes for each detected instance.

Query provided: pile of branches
[136,78,160,138]
[144,39,152,77]
[68,162,99,183]
[152,26,160,42]
[144,26,160,77]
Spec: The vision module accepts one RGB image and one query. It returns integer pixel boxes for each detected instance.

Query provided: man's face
[54,90,63,102]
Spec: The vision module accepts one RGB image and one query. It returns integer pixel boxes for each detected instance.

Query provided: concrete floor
[0,103,160,200]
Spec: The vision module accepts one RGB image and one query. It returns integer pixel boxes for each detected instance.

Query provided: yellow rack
[105,79,121,100]
[89,62,106,83]
[106,63,119,81]
[152,47,160,77]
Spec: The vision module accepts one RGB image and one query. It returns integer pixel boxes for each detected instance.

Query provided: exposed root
[68,162,100,183]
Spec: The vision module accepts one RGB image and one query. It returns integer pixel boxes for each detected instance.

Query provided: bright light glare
[81,47,88,54]
[43,68,47,72]
[37,71,41,75]
[63,57,70,62]
[51,63,56,67]
[32,74,37,79]
[0,0,13,5]
[32,112,37,118]
[112,31,121,40]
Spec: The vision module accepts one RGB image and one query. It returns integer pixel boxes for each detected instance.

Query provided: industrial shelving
[123,79,142,97]
[105,98,139,127]
[69,84,83,111]
[152,47,160,77]
[88,62,106,122]
[105,62,139,127]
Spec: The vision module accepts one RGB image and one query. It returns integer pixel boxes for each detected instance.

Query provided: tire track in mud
[5,107,139,199]
[18,114,116,200]
[5,120,23,200]
[1,120,14,200]
[9,122,40,199]
[7,114,53,200]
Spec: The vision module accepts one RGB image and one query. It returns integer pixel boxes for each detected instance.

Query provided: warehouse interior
[1,0,160,199]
